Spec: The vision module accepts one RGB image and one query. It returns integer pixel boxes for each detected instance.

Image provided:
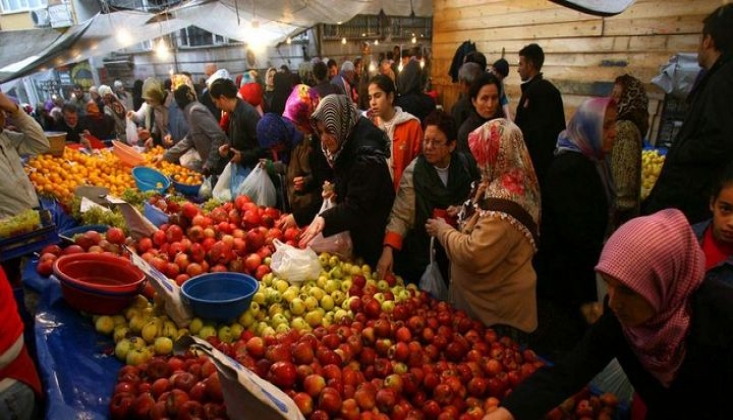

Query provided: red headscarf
[595,208,705,387]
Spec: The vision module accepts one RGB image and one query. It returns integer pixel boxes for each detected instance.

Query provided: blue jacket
[692,220,733,286]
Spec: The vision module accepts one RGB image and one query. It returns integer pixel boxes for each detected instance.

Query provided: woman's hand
[293,176,305,192]
[219,144,230,157]
[299,216,325,248]
[151,155,164,165]
[322,181,335,200]
[163,134,174,147]
[278,214,297,230]
[126,110,135,120]
[482,407,514,420]
[425,217,450,237]
[230,149,242,164]
[376,246,394,280]
[143,137,154,150]
[446,205,460,218]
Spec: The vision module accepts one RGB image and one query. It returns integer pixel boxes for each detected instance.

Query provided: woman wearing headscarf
[126,77,169,148]
[260,86,333,225]
[426,118,540,340]
[485,209,733,420]
[299,94,394,266]
[534,98,618,354]
[239,70,264,116]
[152,76,227,177]
[394,58,435,123]
[610,74,649,226]
[262,67,277,112]
[266,72,293,116]
[377,110,473,284]
[98,85,128,143]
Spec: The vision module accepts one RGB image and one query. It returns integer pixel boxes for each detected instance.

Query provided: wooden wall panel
[430,0,727,142]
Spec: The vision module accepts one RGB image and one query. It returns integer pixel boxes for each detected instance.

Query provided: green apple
[230,322,244,339]
[261,326,276,337]
[340,279,353,293]
[268,303,284,317]
[95,315,115,335]
[316,275,328,288]
[290,298,306,315]
[218,325,233,343]
[176,328,189,339]
[131,295,150,309]
[304,296,319,311]
[320,295,335,311]
[271,313,289,327]
[377,280,390,291]
[304,310,323,327]
[115,338,133,360]
[275,323,291,334]
[373,293,385,303]
[188,317,204,335]
[253,292,266,305]
[161,321,178,339]
[112,315,127,327]
[333,309,349,323]
[249,302,260,316]
[318,252,331,267]
[238,310,255,327]
[113,326,130,343]
[282,288,298,303]
[349,265,362,276]
[273,279,290,294]
[128,314,148,334]
[381,300,395,313]
[331,290,346,306]
[262,273,274,286]
[153,336,173,355]
[309,287,326,301]
[328,255,340,268]
[291,317,310,332]
[198,325,217,340]
[329,266,343,280]
[324,279,340,294]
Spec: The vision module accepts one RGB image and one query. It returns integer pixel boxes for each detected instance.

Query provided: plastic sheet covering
[34,278,121,420]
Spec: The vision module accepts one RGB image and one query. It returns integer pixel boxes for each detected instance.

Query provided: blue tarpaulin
[32,274,121,420]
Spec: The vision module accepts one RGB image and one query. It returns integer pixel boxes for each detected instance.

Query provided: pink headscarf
[595,208,705,387]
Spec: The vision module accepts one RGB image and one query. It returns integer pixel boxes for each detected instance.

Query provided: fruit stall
[5,143,633,420]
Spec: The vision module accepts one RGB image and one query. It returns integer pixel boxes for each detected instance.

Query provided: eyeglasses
[423,139,447,148]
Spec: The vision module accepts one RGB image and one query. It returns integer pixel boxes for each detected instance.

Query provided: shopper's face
[472,83,500,120]
[73,87,83,98]
[601,106,618,154]
[710,185,733,244]
[64,110,78,127]
[316,121,339,153]
[267,70,276,86]
[517,56,531,82]
[368,83,393,119]
[422,125,454,167]
[603,274,655,327]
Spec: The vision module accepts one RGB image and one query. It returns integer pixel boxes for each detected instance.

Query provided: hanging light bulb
[374,39,379,46]
[411,34,417,44]
[341,37,347,44]
[155,38,169,59]
[369,61,376,73]
[286,37,292,44]
[115,28,130,45]
[420,58,425,69]
[398,62,404,73]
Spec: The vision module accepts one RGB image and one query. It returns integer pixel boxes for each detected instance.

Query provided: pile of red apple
[131,195,301,286]
[35,227,128,276]
[196,280,540,420]
[110,353,226,420]
[547,386,620,420]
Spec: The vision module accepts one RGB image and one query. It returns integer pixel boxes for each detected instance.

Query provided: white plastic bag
[237,165,276,207]
[125,117,139,146]
[307,198,353,260]
[213,162,234,202]
[419,237,449,301]
[199,176,213,200]
[270,240,322,285]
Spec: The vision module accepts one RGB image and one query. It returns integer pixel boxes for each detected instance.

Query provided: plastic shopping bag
[237,165,276,207]
[419,237,449,301]
[270,240,322,285]
[307,198,353,260]
[199,176,213,200]
[215,162,252,202]
[125,117,139,146]
[179,148,202,170]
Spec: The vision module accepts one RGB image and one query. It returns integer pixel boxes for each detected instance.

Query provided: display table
[25,262,120,420]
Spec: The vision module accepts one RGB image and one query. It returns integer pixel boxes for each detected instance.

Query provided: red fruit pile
[110,354,227,420]
[131,195,300,286]
[35,228,129,277]
[545,386,621,420]
[207,288,546,420]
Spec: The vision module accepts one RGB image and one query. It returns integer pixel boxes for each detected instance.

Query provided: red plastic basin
[53,253,146,295]
[57,278,139,315]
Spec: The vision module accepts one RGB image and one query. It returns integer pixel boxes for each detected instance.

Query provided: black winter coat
[643,54,733,224]
[504,278,733,420]
[535,152,609,306]
[515,74,566,187]
[320,117,395,266]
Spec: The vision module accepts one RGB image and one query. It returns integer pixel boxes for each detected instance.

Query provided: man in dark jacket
[515,43,566,188]
[643,4,733,224]
[209,78,262,169]
[451,62,483,130]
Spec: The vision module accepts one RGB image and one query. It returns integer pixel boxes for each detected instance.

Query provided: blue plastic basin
[181,273,258,321]
[132,167,170,193]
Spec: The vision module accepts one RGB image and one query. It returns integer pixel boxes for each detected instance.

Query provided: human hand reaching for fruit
[482,407,514,420]
[298,216,325,248]
[425,217,450,237]
[278,214,297,230]
[376,246,394,280]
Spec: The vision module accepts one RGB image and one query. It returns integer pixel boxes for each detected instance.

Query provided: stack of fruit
[641,149,665,199]
[144,146,204,186]
[0,209,41,238]
[25,148,135,203]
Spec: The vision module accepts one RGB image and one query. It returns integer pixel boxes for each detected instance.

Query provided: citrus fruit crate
[0,210,60,262]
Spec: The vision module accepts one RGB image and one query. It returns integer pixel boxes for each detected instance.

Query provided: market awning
[0,0,433,83]
[0,10,189,83]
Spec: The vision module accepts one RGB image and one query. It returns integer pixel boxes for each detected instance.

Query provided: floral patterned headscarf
[310,94,359,168]
[615,74,649,137]
[466,118,541,249]
[283,84,320,134]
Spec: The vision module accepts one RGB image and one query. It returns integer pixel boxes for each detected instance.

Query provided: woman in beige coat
[426,118,540,341]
